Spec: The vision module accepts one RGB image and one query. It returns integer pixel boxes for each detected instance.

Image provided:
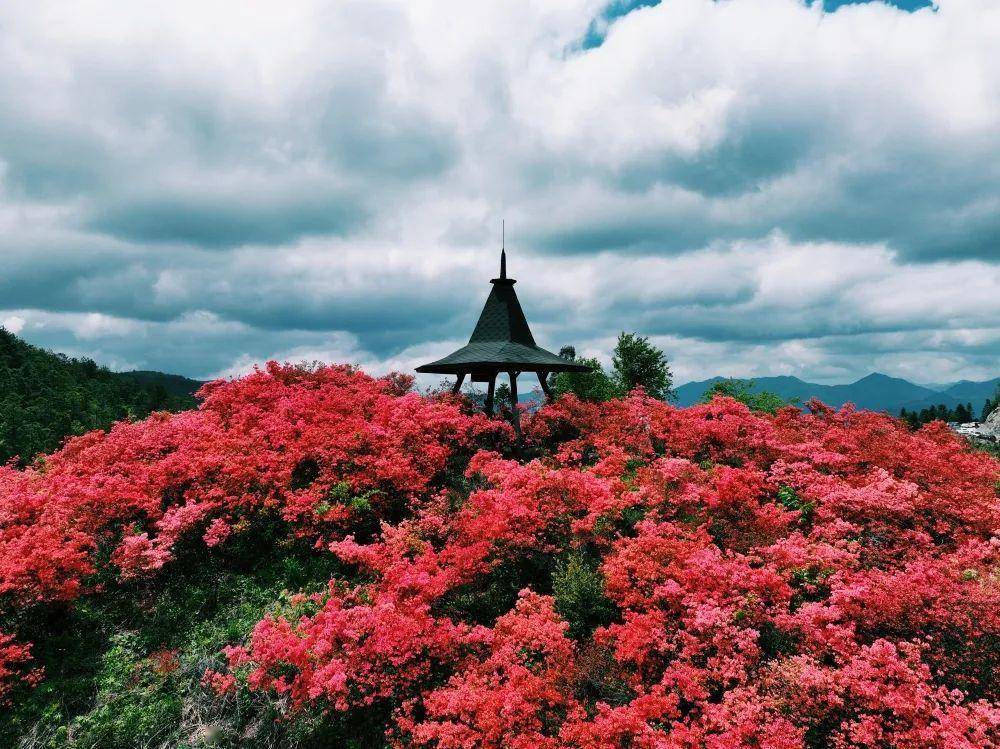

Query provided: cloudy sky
[1,0,998,386]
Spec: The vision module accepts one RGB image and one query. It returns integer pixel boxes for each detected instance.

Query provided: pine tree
[983,388,999,421]
[611,332,674,401]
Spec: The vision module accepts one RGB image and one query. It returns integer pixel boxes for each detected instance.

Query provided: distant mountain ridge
[675,373,1000,416]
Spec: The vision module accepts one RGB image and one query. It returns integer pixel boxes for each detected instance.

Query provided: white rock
[980,407,1000,440]
[949,408,1000,443]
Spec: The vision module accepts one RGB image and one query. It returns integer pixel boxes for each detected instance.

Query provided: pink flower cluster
[229,393,1000,747]
[2,366,998,747]
[0,363,504,695]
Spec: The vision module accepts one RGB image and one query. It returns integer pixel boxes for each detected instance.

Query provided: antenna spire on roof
[500,219,506,279]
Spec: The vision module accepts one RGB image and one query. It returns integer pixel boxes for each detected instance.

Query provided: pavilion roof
[416,250,591,375]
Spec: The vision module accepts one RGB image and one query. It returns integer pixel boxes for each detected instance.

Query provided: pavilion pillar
[484,374,497,416]
[537,371,554,402]
[452,372,466,395]
[508,370,522,439]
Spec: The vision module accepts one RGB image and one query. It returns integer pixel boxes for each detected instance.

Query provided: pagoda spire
[492,221,513,286]
[500,219,506,279]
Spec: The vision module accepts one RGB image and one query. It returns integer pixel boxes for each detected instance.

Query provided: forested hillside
[0,329,200,465]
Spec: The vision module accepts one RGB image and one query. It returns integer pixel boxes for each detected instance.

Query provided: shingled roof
[416,250,591,376]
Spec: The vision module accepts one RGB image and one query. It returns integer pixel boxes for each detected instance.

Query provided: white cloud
[1,314,25,334]
[0,0,997,383]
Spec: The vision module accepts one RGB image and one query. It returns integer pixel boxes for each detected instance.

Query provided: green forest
[0,329,200,466]
[900,400,995,428]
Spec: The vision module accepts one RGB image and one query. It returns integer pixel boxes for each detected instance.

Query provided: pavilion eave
[415,360,590,375]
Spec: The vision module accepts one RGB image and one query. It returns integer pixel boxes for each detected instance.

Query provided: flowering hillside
[1,364,998,748]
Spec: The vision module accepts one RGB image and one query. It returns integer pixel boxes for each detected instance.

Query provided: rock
[980,407,1000,440]
[953,422,984,439]
[949,408,1000,443]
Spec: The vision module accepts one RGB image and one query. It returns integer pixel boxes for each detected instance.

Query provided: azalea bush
[1,364,998,748]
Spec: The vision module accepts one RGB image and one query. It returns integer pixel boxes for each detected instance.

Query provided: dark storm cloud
[86,186,366,248]
[0,236,478,357]
[631,308,947,344]
[0,124,114,199]
[775,145,1000,262]
[522,99,998,264]
[533,217,709,255]
[614,119,819,199]
[0,237,170,318]
[202,279,478,355]
[526,145,999,264]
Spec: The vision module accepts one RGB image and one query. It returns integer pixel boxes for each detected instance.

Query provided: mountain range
[674,373,1000,417]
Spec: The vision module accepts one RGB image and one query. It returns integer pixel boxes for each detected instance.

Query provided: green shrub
[552,549,617,641]
[1,541,343,748]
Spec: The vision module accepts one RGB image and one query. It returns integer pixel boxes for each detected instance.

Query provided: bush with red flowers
[1,366,998,748]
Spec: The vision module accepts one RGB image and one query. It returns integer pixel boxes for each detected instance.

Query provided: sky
[0,0,997,387]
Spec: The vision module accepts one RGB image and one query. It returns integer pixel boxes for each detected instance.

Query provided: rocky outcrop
[953,407,1000,443]
[980,407,1000,440]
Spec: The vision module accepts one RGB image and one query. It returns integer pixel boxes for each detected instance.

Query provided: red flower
[2,370,998,747]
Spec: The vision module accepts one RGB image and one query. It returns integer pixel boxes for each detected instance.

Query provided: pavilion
[416,249,590,422]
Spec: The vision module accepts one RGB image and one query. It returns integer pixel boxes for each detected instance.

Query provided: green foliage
[51,632,183,748]
[777,485,814,524]
[549,356,620,403]
[701,378,797,414]
[435,553,557,627]
[899,401,978,429]
[435,546,617,642]
[495,382,512,410]
[0,537,345,748]
[980,386,1000,421]
[548,333,674,403]
[321,482,380,514]
[552,549,617,641]
[611,332,674,401]
[0,328,198,465]
[972,439,1000,460]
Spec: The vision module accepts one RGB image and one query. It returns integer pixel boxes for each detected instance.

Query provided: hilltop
[116,370,203,399]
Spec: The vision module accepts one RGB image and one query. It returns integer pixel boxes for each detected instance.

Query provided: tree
[549,355,619,403]
[495,382,512,413]
[900,399,994,430]
[954,403,974,423]
[983,387,1000,421]
[900,407,922,430]
[611,332,674,401]
[701,378,796,414]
